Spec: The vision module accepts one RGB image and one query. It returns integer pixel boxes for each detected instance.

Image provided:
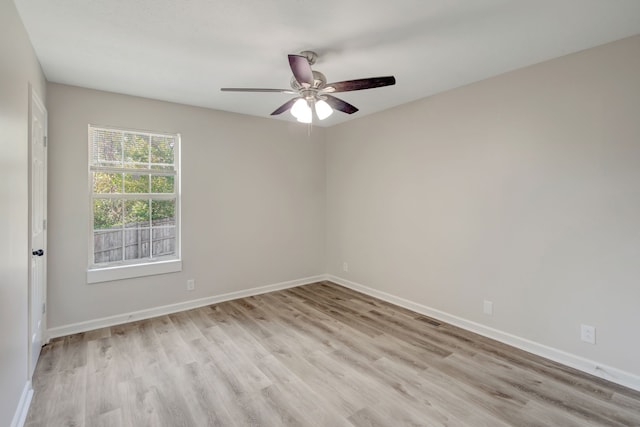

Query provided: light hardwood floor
[26,282,640,426]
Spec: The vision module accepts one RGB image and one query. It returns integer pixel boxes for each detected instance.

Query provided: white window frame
[87,125,182,284]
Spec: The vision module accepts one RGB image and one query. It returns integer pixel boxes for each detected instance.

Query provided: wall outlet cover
[581,324,596,344]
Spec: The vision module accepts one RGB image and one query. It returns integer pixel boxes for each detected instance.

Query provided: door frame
[28,84,47,379]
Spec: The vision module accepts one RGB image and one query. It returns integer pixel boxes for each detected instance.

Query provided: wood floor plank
[263,334,368,417]
[259,292,384,363]
[87,408,123,427]
[117,376,164,427]
[297,285,453,359]
[371,356,511,427]
[185,306,217,331]
[85,338,122,420]
[613,391,640,414]
[169,310,207,342]
[31,339,64,380]
[260,380,353,427]
[27,366,87,427]
[201,325,273,395]
[438,321,624,401]
[109,325,150,381]
[467,351,640,425]
[173,362,239,427]
[27,281,640,426]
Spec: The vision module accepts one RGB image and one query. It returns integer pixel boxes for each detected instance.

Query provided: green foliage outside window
[91,130,176,230]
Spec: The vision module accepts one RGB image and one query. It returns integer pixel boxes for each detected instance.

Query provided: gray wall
[326,35,640,377]
[47,84,326,328]
[0,0,47,424]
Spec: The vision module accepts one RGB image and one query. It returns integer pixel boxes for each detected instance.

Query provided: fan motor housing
[290,71,326,92]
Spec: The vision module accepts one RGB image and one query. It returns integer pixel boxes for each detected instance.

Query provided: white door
[30,87,47,378]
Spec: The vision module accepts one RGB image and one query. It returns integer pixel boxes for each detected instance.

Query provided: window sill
[87,259,182,284]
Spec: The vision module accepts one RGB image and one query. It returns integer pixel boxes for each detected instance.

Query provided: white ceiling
[14,0,640,127]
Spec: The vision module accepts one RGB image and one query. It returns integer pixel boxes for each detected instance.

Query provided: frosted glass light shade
[291,98,311,120]
[315,99,333,120]
[296,110,312,123]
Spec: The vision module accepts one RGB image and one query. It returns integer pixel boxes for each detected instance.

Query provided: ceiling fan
[221,51,396,123]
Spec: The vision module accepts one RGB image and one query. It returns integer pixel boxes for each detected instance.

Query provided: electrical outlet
[483,300,493,315]
[581,324,596,344]
[342,262,349,272]
[187,279,195,291]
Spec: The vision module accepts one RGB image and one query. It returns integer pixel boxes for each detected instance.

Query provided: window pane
[125,200,150,226]
[123,133,150,168]
[151,135,174,166]
[151,199,175,226]
[125,227,150,260]
[94,229,123,263]
[152,226,175,257]
[93,199,123,230]
[93,172,122,193]
[89,126,180,269]
[151,175,174,193]
[124,174,150,193]
[91,129,122,167]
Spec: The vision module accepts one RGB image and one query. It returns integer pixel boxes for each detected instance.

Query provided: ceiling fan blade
[270,98,299,115]
[288,54,314,87]
[324,95,359,114]
[324,76,396,93]
[221,88,296,94]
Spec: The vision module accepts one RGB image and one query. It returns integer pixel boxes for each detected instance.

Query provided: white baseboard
[326,274,640,393]
[47,275,325,339]
[10,381,33,427]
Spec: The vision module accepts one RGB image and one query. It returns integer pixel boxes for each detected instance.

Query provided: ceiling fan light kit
[221,50,395,124]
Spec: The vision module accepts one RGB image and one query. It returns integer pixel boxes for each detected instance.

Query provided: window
[87,125,181,283]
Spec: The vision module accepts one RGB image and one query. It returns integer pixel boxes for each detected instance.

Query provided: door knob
[32,249,44,256]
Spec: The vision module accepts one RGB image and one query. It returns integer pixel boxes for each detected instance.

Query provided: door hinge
[43,219,47,230]
[42,302,46,314]
[43,136,47,147]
